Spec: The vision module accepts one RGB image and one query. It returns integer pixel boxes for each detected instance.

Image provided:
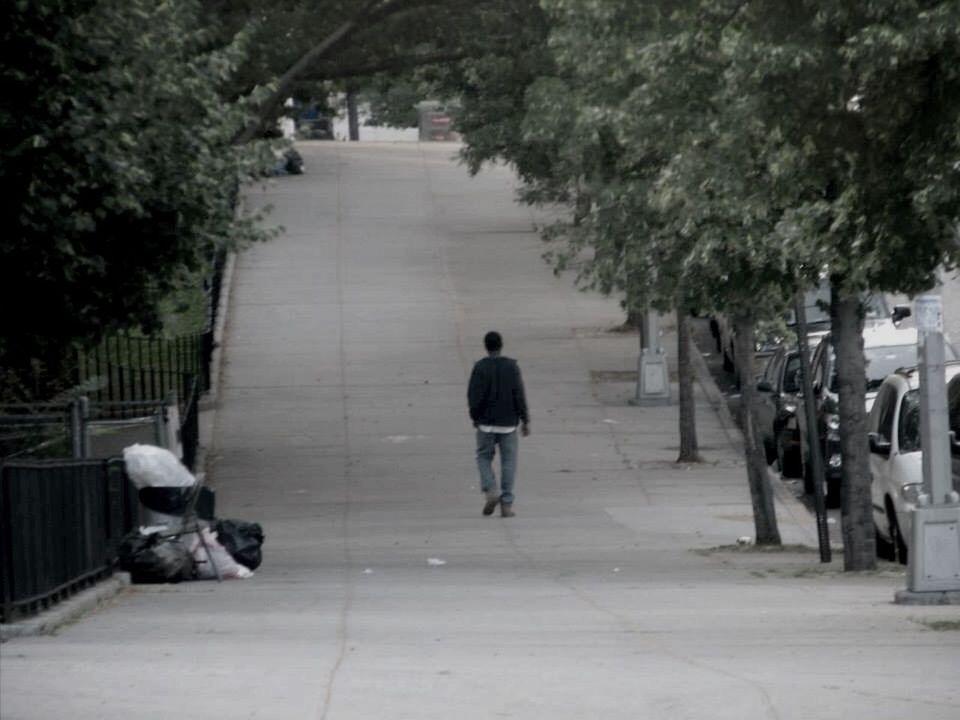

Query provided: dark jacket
[468,355,529,427]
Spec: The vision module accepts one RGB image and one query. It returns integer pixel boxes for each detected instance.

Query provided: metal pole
[794,296,832,563]
[916,293,952,505]
[70,399,83,460]
[80,396,90,458]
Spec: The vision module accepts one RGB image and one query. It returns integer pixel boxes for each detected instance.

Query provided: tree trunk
[347,89,360,141]
[572,187,591,226]
[832,290,876,571]
[625,284,644,332]
[677,307,701,463]
[733,313,782,545]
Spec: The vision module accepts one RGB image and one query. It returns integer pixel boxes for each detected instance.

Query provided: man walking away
[467,331,530,518]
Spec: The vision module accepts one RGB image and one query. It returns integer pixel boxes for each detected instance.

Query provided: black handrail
[0,458,137,622]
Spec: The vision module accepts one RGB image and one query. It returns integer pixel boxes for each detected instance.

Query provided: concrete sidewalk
[2,143,958,719]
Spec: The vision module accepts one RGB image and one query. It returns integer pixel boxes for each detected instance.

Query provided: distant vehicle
[798,324,958,506]
[297,117,334,140]
[755,345,804,477]
[867,363,960,563]
[296,102,335,140]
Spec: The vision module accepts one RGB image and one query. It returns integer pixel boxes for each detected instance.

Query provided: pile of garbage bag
[118,444,264,583]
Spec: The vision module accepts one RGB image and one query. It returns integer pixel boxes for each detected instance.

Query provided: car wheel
[764,438,777,465]
[826,477,841,508]
[875,522,895,562]
[887,501,908,565]
[722,348,734,373]
[777,432,802,478]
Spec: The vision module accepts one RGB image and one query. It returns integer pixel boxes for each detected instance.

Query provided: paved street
[2,143,959,719]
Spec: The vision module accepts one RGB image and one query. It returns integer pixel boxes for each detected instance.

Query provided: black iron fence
[0,458,138,622]
[76,333,210,403]
[0,391,198,470]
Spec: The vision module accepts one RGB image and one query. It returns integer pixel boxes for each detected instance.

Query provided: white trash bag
[123,443,196,489]
[186,527,254,580]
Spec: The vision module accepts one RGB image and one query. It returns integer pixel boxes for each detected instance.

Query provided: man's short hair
[484,331,503,353]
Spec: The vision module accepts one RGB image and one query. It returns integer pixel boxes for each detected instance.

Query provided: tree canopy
[428,0,960,567]
[0,0,270,396]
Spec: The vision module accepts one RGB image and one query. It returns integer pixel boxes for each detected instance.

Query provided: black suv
[756,346,803,477]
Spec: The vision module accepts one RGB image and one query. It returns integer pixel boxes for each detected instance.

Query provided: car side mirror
[757,380,773,393]
[868,432,891,456]
[951,430,959,453]
[892,304,912,325]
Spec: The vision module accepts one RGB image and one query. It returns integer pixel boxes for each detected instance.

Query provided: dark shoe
[482,492,500,516]
[500,503,515,518]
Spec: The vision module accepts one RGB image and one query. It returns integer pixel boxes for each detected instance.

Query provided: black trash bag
[213,519,264,570]
[117,531,195,583]
[284,148,304,175]
[138,486,216,520]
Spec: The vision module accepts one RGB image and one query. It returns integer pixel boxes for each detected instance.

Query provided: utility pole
[897,290,960,603]
[631,308,671,406]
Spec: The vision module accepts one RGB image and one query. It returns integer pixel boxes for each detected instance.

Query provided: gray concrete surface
[2,143,959,719]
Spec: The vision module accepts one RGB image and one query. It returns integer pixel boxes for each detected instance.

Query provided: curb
[194,250,237,486]
[200,250,238,411]
[690,342,744,453]
[895,589,960,606]
[690,342,816,539]
[0,574,130,642]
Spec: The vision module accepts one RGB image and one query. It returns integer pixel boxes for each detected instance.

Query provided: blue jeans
[476,430,518,504]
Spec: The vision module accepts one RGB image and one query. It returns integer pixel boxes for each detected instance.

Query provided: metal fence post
[70,399,84,459]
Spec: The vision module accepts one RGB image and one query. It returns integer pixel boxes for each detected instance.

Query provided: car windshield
[899,389,921,452]
[783,354,801,393]
[784,287,888,326]
[828,343,956,392]
[864,345,920,389]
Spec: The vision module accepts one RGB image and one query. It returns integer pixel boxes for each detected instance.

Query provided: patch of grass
[157,278,209,336]
[914,619,960,631]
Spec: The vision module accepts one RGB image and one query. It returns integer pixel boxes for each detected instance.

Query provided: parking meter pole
[794,297,831,563]
[916,293,952,505]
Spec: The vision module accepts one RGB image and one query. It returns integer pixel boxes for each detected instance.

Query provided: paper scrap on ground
[427,558,447,566]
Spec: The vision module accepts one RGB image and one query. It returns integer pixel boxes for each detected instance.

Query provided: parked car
[798,323,957,506]
[756,346,804,477]
[867,363,960,563]
[709,283,898,379]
